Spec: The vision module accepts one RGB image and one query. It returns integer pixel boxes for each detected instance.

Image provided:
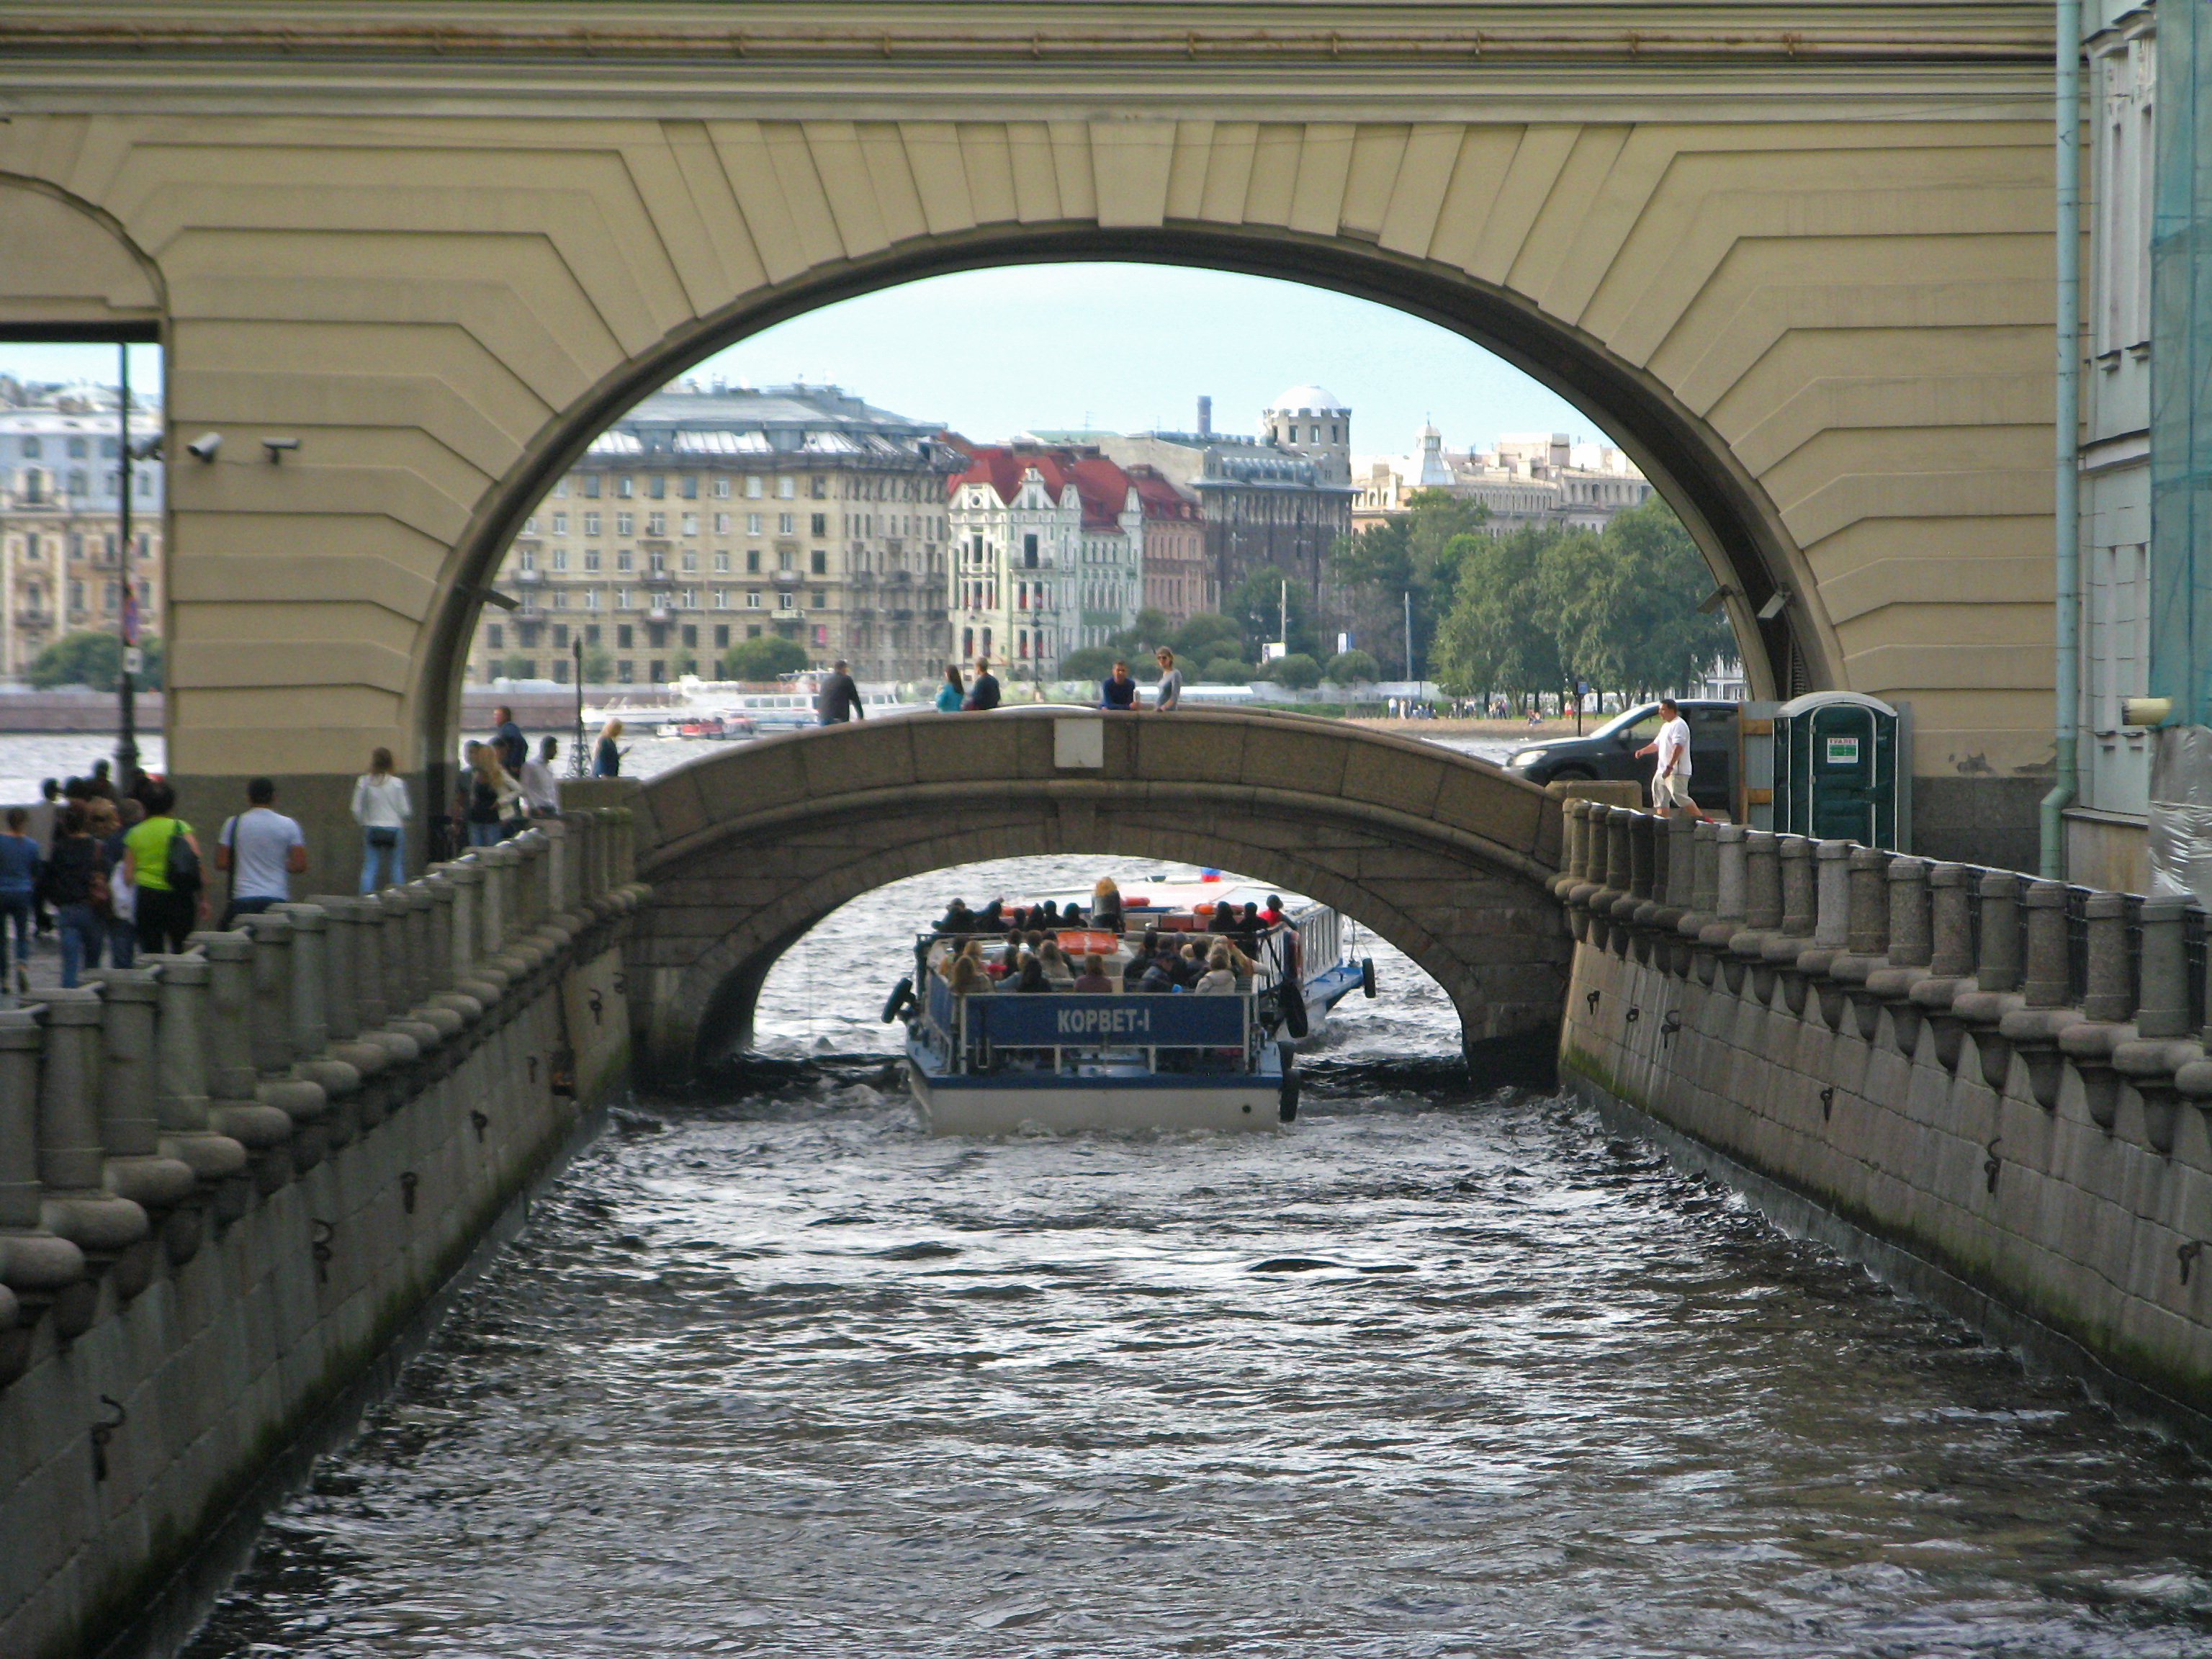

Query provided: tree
[721,634,808,681]
[1431,526,1565,703]
[1197,654,1256,685]
[1106,607,1173,670]
[28,629,162,691]
[496,652,536,680]
[582,646,613,683]
[1329,490,1489,676]
[1323,648,1380,685]
[1172,611,1241,660]
[1599,498,1735,696]
[1223,565,1320,660]
[1058,645,1117,683]
[1259,652,1322,690]
[671,650,699,678]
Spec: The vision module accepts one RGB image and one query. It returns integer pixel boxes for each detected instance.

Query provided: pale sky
[0,266,1608,460]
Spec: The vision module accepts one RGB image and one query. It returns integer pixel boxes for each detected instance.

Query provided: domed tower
[1263,384,1351,487]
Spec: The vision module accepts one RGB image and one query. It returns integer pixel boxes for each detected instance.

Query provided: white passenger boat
[886,881,1374,1136]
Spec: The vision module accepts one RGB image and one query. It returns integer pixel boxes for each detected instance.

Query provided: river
[169,842,2212,1658]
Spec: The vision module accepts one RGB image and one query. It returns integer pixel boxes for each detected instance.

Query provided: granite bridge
[621,706,1573,1081]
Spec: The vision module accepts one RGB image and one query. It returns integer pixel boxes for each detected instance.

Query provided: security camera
[261,436,299,462]
[1755,587,1791,623]
[186,432,221,462]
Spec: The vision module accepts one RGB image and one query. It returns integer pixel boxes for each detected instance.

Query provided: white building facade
[945,446,1143,680]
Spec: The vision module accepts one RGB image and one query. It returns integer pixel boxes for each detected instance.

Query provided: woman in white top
[351,746,413,892]
[1195,943,1238,994]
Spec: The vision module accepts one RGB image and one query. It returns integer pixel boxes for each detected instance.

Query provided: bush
[1172,612,1241,659]
[720,634,808,681]
[1323,649,1380,685]
[1259,652,1322,690]
[1057,646,1117,684]
[28,630,163,690]
[1197,655,1256,685]
[582,646,613,683]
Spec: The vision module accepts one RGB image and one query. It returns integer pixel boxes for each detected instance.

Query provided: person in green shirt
[122,779,208,953]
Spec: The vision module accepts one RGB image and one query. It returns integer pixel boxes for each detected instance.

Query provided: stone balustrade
[0,806,647,1659]
[1558,797,2212,1431]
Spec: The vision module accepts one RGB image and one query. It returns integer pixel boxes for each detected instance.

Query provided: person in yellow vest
[121,778,208,954]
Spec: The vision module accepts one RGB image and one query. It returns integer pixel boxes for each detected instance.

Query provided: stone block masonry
[0,807,649,1659]
[1554,799,2212,1438]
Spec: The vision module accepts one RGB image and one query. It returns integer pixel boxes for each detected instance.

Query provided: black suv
[1501,699,1737,811]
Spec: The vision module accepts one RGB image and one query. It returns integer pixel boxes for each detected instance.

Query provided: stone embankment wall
[1555,800,2212,1431]
[0,809,647,1659]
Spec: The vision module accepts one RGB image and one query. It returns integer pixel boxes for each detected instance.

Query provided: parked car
[1502,699,1737,811]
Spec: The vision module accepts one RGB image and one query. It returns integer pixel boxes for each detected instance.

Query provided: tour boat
[886,881,1374,1136]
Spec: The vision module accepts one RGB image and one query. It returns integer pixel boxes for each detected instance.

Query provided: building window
[714,551,730,572]
[681,513,698,537]
[552,548,568,571]
[681,624,697,647]
[778,477,796,500]
[778,592,794,611]
[617,477,634,498]
[584,588,599,610]
[617,660,634,683]
[649,550,665,574]
[778,550,794,572]
[714,513,730,534]
[67,437,86,459]
[617,624,634,647]
[714,479,729,498]
[1024,532,1038,568]
[681,475,698,500]
[553,659,570,683]
[713,588,729,608]
[714,624,729,647]
[680,588,698,609]
[552,624,569,647]
[811,590,827,609]
[616,550,634,572]
[811,549,827,575]
[681,552,697,572]
[650,659,667,683]
[647,511,666,536]
[487,624,504,649]
[811,476,827,499]
[745,476,763,499]
[746,512,762,536]
[746,549,760,573]
[648,475,665,499]
[554,478,569,497]
[552,512,568,534]
[778,512,795,535]
[811,512,827,537]
[518,547,536,572]
[584,549,601,572]
[583,512,601,536]
[747,590,761,608]
[21,437,40,458]
[616,512,634,536]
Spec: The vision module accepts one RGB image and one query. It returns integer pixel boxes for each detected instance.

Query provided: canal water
[171,851,2212,1658]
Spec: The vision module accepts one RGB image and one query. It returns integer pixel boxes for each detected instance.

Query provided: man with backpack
[216,777,307,927]
[122,778,207,953]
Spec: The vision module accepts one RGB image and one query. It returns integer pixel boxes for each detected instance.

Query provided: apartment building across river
[469,384,961,687]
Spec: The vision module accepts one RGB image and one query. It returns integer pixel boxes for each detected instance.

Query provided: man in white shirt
[215,777,308,925]
[1635,697,1709,821]
[520,736,561,817]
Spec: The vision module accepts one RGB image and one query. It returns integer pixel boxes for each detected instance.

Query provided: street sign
[122,647,143,675]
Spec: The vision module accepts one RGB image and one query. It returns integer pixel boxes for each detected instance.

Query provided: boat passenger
[1171,940,1207,989]
[1092,877,1123,935]
[1037,939,1075,986]
[974,897,1007,933]
[1061,903,1086,928]
[1208,901,1238,935]
[936,898,974,936]
[1136,957,1177,993]
[947,949,994,996]
[1037,900,1059,928]
[1259,894,1288,927]
[1236,902,1263,941]
[1196,945,1238,994]
[1012,955,1052,994]
[1073,953,1114,994]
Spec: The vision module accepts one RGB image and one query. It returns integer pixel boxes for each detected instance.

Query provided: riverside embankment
[0,808,644,1659]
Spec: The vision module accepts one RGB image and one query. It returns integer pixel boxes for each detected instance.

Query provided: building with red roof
[1124,465,1209,629]
[945,445,1142,681]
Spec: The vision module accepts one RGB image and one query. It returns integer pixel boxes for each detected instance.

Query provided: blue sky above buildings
[0,265,1604,457]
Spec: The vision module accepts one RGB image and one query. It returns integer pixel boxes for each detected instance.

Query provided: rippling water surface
[181,856,2212,1658]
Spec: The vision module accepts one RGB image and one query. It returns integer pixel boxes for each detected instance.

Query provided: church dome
[1267,384,1346,414]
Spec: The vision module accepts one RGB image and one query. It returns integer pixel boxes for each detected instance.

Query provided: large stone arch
[623,707,1569,1082]
[0,27,2055,867]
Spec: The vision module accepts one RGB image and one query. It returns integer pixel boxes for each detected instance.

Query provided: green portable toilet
[1773,691,1902,848]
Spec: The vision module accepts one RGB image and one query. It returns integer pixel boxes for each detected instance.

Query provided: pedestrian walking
[964,657,1002,711]
[935,664,965,713]
[1153,647,1182,711]
[122,780,207,955]
[216,778,307,926]
[815,659,867,724]
[593,718,625,778]
[96,799,137,968]
[45,804,107,987]
[0,807,40,993]
[521,736,562,815]
[1635,696,1708,821]
[351,747,411,892]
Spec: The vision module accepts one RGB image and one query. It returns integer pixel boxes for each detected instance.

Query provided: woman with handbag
[352,746,412,892]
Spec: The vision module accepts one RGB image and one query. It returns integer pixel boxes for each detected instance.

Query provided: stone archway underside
[625,708,1570,1081]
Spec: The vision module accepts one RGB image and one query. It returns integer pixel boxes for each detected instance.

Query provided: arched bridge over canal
[621,708,1570,1082]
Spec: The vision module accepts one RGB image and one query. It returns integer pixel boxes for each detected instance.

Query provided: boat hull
[907,1056,1282,1136]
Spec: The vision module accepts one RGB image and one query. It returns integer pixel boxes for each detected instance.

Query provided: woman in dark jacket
[45,803,107,988]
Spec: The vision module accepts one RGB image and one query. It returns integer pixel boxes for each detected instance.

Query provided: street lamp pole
[114,344,140,798]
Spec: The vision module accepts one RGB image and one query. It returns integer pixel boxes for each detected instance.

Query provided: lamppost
[114,343,140,798]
